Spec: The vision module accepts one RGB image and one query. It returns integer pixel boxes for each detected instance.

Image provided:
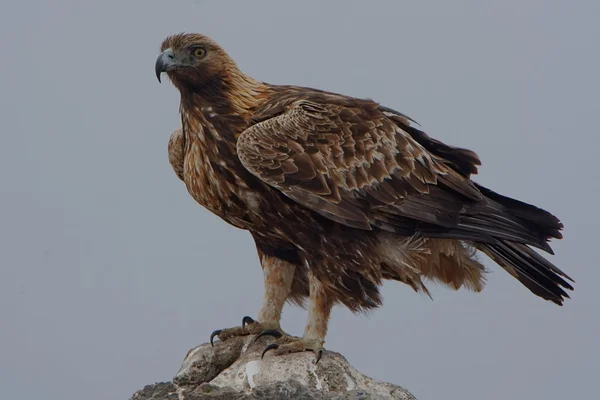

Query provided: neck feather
[175,61,269,120]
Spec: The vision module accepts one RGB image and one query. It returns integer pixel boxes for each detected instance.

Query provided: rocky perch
[130,335,416,400]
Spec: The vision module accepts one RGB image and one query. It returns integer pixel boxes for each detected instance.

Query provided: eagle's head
[155,33,266,116]
[155,33,236,88]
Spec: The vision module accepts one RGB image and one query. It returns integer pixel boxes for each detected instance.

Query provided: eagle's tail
[477,241,573,305]
[469,183,574,305]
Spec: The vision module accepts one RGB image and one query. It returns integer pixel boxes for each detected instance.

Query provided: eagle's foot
[259,336,325,364]
[210,316,282,346]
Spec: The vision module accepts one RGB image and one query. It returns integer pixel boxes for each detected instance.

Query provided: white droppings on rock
[308,362,323,390]
[344,372,356,391]
[245,360,261,389]
[170,381,185,400]
[241,336,252,354]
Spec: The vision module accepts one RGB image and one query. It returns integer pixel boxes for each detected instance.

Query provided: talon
[210,329,222,347]
[314,349,323,365]
[242,316,255,329]
[261,343,279,359]
[254,329,283,343]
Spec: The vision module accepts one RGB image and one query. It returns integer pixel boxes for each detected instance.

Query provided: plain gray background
[1,1,598,399]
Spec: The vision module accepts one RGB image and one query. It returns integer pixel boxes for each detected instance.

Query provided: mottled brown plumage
[157,33,573,360]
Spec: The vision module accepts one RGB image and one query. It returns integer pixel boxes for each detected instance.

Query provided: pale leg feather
[211,255,295,344]
[259,269,332,363]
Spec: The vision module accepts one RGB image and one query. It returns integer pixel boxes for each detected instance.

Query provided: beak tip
[155,48,174,84]
[155,63,164,83]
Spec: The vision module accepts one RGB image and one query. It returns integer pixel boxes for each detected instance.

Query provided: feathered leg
[258,269,332,364]
[210,253,295,345]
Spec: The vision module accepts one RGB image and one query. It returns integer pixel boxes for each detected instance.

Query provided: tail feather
[478,241,572,305]
[470,184,572,305]
[458,214,554,254]
[447,182,565,255]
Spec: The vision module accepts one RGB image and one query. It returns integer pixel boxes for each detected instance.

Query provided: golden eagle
[156,33,573,363]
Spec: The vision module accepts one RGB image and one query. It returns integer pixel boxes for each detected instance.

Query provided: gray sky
[1,1,598,399]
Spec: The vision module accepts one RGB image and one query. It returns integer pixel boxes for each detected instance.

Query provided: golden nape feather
[155,32,573,362]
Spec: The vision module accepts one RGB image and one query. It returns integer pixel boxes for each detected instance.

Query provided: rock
[131,335,416,400]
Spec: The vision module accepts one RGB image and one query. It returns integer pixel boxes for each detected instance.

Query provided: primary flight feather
[157,33,573,362]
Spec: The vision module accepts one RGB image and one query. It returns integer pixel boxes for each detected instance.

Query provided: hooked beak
[155,48,176,83]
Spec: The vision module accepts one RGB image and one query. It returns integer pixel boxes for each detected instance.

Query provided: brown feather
[167,128,185,181]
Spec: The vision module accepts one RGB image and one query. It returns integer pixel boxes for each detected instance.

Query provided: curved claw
[253,329,283,343]
[261,343,279,359]
[210,329,222,347]
[314,349,323,365]
[242,316,255,329]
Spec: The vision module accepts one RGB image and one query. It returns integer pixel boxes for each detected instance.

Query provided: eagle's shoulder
[252,85,381,123]
[257,85,482,179]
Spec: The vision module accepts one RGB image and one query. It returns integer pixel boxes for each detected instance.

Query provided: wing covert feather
[237,99,482,230]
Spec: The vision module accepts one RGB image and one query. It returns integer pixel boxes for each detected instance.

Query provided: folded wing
[238,99,484,232]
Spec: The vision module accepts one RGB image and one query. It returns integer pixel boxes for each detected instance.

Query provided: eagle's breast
[180,108,265,230]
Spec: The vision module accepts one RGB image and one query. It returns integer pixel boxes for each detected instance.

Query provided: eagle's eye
[191,46,207,59]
